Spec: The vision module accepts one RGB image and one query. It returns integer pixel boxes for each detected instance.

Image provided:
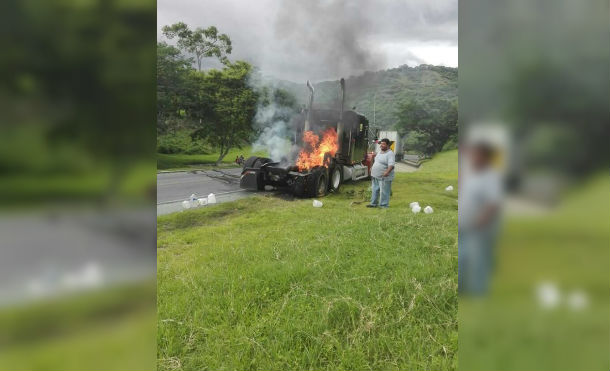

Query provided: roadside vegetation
[158,150,458,370]
[0,282,156,371]
[157,145,267,171]
[157,23,296,167]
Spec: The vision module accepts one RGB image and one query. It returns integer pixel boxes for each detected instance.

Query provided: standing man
[367,138,395,208]
[458,141,503,295]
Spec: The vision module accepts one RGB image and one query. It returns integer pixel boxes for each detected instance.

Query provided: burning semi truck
[240,78,375,198]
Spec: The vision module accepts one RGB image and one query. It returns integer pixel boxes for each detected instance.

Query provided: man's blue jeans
[370,177,392,208]
[458,225,499,295]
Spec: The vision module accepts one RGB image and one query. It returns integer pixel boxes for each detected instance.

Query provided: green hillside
[270,65,457,130]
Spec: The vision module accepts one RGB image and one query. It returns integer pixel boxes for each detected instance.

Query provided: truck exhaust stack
[304,80,314,132]
[336,78,346,159]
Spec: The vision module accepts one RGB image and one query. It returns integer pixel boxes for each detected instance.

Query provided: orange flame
[295,127,338,171]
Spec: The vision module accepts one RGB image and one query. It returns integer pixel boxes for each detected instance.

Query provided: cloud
[158,0,457,82]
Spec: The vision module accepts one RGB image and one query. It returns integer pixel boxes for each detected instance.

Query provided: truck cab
[240,78,374,197]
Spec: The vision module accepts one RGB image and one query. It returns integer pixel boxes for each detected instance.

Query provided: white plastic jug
[207,193,217,204]
[445,185,454,191]
[411,205,421,213]
[409,201,420,208]
[312,200,323,208]
[198,198,208,206]
[424,206,434,214]
[182,200,191,209]
[189,194,198,208]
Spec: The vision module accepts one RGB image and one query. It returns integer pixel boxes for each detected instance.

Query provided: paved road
[1,208,156,306]
[157,168,244,203]
[157,168,252,215]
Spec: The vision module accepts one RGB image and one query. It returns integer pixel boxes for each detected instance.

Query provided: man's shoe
[366,204,378,208]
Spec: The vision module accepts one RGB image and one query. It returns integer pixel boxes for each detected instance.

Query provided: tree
[271,88,298,110]
[162,22,232,71]
[157,42,194,133]
[16,0,158,201]
[190,61,258,165]
[394,99,457,155]
[255,85,299,123]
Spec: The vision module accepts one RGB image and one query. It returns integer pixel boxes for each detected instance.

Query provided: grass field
[0,282,156,371]
[0,161,155,207]
[157,146,268,171]
[157,150,458,370]
[458,174,609,371]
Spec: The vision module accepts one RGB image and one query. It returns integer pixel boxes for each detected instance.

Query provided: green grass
[157,150,458,370]
[0,282,156,371]
[0,161,155,206]
[157,146,268,171]
[0,311,156,371]
[157,130,210,155]
[458,174,609,371]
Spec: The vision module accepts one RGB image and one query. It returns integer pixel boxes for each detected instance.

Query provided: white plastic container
[189,194,198,208]
[182,200,191,209]
[409,201,420,208]
[445,185,454,191]
[424,206,434,214]
[207,193,217,204]
[411,205,421,213]
[198,198,208,206]
[312,200,323,208]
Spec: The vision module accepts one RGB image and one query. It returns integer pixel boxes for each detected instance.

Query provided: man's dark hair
[380,138,391,145]
[472,141,495,160]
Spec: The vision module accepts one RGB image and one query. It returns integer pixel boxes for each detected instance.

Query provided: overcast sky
[158,0,457,82]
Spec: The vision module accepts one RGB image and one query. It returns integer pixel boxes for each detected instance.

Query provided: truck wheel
[316,171,328,197]
[329,165,343,192]
[307,167,328,197]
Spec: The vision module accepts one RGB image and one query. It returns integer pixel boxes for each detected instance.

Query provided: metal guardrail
[402,154,424,167]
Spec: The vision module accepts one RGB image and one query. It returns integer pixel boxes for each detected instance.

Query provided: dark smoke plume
[274,0,387,81]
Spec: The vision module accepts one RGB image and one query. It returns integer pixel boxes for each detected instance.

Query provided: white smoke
[250,82,301,162]
[252,118,292,162]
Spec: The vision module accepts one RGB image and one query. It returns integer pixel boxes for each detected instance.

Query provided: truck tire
[308,167,328,198]
[329,165,343,192]
[293,168,328,198]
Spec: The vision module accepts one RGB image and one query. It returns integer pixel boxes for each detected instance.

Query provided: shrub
[157,130,210,154]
